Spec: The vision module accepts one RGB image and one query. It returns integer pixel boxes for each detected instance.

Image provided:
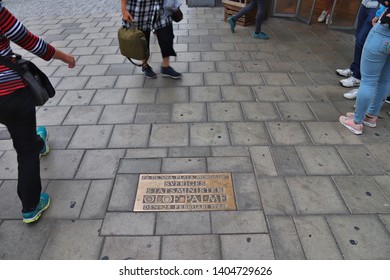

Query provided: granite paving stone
[59,90,95,105]
[40,150,84,179]
[134,104,171,124]
[307,102,340,121]
[36,106,71,126]
[68,125,112,149]
[149,124,189,147]
[253,86,288,101]
[114,75,145,88]
[44,180,90,219]
[101,212,155,235]
[118,158,162,174]
[0,151,17,179]
[124,148,167,158]
[157,87,189,103]
[277,102,316,121]
[43,126,76,149]
[327,215,390,259]
[212,146,250,157]
[271,146,306,176]
[204,73,233,86]
[333,176,390,214]
[99,105,137,124]
[211,210,267,234]
[156,212,211,235]
[207,156,253,173]
[100,236,161,260]
[169,147,211,157]
[379,214,390,232]
[296,146,350,175]
[268,122,311,145]
[107,174,139,211]
[190,123,230,146]
[256,177,296,215]
[372,175,390,201]
[232,173,262,210]
[0,220,53,260]
[286,176,349,214]
[80,180,113,219]
[56,76,90,90]
[242,102,280,121]
[221,234,275,260]
[229,122,271,146]
[171,103,207,123]
[234,72,264,86]
[162,157,206,173]
[161,235,220,260]
[366,143,390,171]
[63,105,104,125]
[221,86,255,101]
[190,86,222,102]
[268,216,306,260]
[283,86,314,102]
[124,88,157,104]
[0,181,24,220]
[41,220,103,260]
[304,122,345,144]
[293,216,343,259]
[250,146,277,176]
[108,124,150,148]
[208,102,244,122]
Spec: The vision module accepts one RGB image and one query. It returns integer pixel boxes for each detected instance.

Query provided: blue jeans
[349,5,377,80]
[354,23,390,124]
[232,0,266,34]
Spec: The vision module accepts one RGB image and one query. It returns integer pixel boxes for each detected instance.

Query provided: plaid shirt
[126,0,172,31]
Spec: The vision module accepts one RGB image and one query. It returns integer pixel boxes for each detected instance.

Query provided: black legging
[142,23,176,59]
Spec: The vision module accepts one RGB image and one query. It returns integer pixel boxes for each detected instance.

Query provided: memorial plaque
[134,173,236,212]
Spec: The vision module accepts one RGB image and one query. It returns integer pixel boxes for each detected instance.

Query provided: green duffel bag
[118,22,149,66]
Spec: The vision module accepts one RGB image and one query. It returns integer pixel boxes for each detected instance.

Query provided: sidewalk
[0,4,389,260]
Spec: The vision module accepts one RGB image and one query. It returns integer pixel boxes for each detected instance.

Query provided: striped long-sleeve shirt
[0,3,55,96]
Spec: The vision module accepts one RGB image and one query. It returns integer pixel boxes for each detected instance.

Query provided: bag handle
[120,20,149,67]
[0,54,24,74]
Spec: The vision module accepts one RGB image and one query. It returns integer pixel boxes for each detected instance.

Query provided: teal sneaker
[36,126,49,156]
[228,16,236,33]
[252,31,270,39]
[22,193,51,224]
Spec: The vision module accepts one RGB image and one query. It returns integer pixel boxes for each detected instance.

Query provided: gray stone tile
[190,86,222,102]
[379,214,390,232]
[0,220,53,259]
[263,72,294,86]
[134,104,171,124]
[118,158,162,174]
[327,215,390,259]
[242,102,280,121]
[171,103,207,122]
[126,148,168,158]
[169,147,211,157]
[40,150,84,179]
[100,54,125,64]
[216,61,244,72]
[333,176,390,214]
[221,86,255,101]
[107,174,138,211]
[366,143,390,171]
[205,72,233,86]
[212,146,250,157]
[100,236,160,260]
[36,106,71,126]
[45,180,90,219]
[276,102,316,121]
[211,210,267,234]
[0,151,17,179]
[91,89,126,105]
[79,65,109,76]
[56,76,90,90]
[0,181,23,219]
[202,51,227,61]
[68,125,112,149]
[189,61,216,73]
[156,212,211,235]
[161,235,220,260]
[41,220,103,260]
[221,234,275,260]
[101,212,155,235]
[286,176,349,214]
[63,105,104,125]
[305,122,345,144]
[190,123,231,146]
[289,72,314,86]
[253,86,288,102]
[149,124,189,147]
[229,122,271,145]
[124,88,157,104]
[234,72,264,86]
[80,180,113,219]
[52,65,83,77]
[372,175,390,201]
[76,149,125,179]
[283,86,314,102]
[208,102,244,122]
[296,146,350,175]
[233,173,262,210]
[115,75,145,89]
[271,146,306,176]
[72,46,97,55]
[99,105,137,124]
[207,156,253,173]
[294,216,343,260]
[243,61,271,72]
[337,145,386,175]
[268,216,306,260]
[308,102,340,121]
[257,177,296,215]
[85,76,117,89]
[59,90,95,106]
[162,157,206,173]
[157,87,189,103]
[249,146,277,176]
[106,64,134,76]
[108,124,150,148]
[268,122,311,145]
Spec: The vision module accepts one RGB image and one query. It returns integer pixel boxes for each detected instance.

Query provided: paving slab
[101,212,155,236]
[211,210,267,234]
[232,173,262,210]
[108,174,139,211]
[156,212,211,235]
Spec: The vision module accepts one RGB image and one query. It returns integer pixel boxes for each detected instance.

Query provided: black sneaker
[141,65,157,79]
[161,66,182,79]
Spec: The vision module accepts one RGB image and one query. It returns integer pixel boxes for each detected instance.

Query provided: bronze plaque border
[134,173,236,212]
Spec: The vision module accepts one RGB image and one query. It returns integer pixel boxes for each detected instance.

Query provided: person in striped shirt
[0,3,75,223]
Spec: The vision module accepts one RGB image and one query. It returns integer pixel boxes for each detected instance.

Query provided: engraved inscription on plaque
[134,173,236,212]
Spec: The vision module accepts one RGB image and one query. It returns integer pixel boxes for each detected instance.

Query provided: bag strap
[0,54,24,74]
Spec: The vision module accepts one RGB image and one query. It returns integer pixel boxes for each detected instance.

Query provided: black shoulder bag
[0,54,55,106]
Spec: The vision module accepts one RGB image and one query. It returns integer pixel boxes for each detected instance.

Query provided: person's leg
[349,4,367,75]
[232,0,257,22]
[156,24,181,79]
[254,0,266,34]
[140,29,157,78]
[0,88,43,212]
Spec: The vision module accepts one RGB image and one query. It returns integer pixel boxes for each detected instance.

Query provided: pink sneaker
[339,115,363,135]
[345,112,377,128]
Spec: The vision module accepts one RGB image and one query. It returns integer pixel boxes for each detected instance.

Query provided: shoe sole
[345,113,377,128]
[23,198,51,224]
[343,94,357,100]
[340,82,360,88]
[336,71,352,77]
[142,74,157,79]
[161,74,182,79]
[339,119,362,135]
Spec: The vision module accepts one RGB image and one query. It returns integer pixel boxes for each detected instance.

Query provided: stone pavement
[1,4,390,260]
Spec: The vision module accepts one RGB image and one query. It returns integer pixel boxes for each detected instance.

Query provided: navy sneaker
[252,31,270,40]
[228,16,236,33]
[161,66,182,79]
[141,65,157,79]
[36,126,49,157]
[22,193,51,224]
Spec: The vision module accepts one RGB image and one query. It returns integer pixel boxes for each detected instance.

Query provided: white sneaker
[336,68,353,77]
[326,14,332,24]
[343,88,358,100]
[340,76,360,88]
[318,10,328,23]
